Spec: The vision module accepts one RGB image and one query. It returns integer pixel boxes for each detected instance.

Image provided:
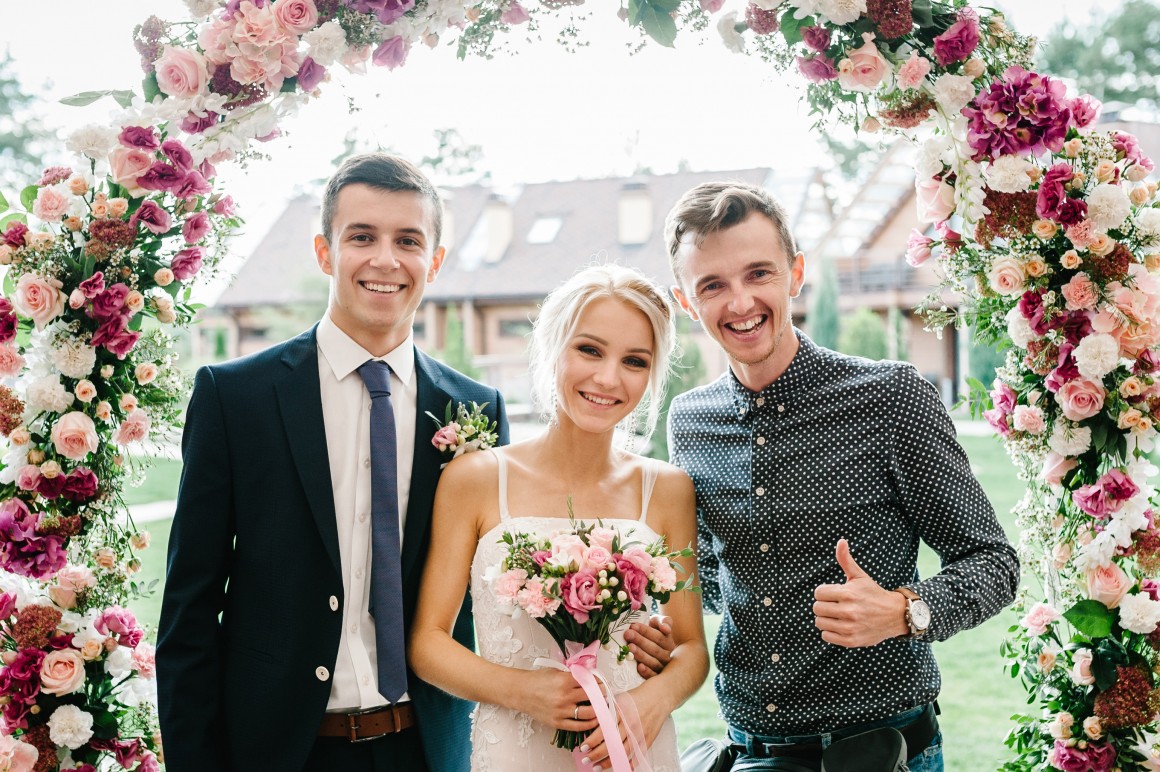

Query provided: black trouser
[304,726,429,772]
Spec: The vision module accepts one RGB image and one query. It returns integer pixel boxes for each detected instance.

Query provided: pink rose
[155,46,209,98]
[135,363,158,385]
[1055,378,1105,421]
[651,557,678,591]
[372,36,411,70]
[1070,648,1095,685]
[0,344,24,377]
[1041,452,1078,486]
[588,527,617,552]
[15,465,41,492]
[583,546,613,571]
[182,211,210,244]
[493,568,528,602]
[0,735,38,772]
[51,412,100,461]
[13,274,65,330]
[132,642,157,679]
[615,559,649,610]
[273,0,318,33]
[1020,602,1059,636]
[39,649,86,696]
[115,409,151,445]
[1012,405,1045,434]
[561,569,601,624]
[1085,562,1131,609]
[109,147,153,197]
[48,564,96,610]
[33,186,70,223]
[431,423,459,451]
[1061,272,1099,311]
[549,534,587,570]
[620,545,653,575]
[915,177,955,224]
[897,52,932,90]
[837,34,891,93]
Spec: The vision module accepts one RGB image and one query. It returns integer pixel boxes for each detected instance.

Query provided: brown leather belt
[318,703,416,742]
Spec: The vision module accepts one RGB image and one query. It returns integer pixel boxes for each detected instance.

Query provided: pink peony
[114,409,151,445]
[39,649,86,696]
[932,9,979,66]
[51,412,100,461]
[13,274,65,330]
[561,569,601,624]
[1055,377,1105,421]
[155,45,209,98]
[897,52,932,91]
[0,735,37,772]
[1020,602,1059,636]
[33,186,70,223]
[1085,563,1131,609]
[0,345,25,377]
[837,34,891,93]
[915,176,955,224]
[273,0,318,32]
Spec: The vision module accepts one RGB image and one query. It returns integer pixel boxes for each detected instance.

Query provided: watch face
[911,600,932,631]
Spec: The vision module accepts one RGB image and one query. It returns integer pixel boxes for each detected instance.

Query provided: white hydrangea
[303,21,349,67]
[25,375,73,414]
[1135,207,1160,245]
[818,0,867,25]
[104,644,135,677]
[183,0,221,18]
[1086,183,1132,233]
[65,125,118,161]
[47,704,95,750]
[933,74,977,115]
[986,155,1035,193]
[51,340,98,381]
[717,12,746,53]
[1049,422,1092,457]
[915,135,953,179]
[1072,333,1122,379]
[1006,306,1035,348]
[1119,592,1160,635]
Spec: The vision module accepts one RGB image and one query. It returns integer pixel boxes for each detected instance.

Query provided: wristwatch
[895,587,931,638]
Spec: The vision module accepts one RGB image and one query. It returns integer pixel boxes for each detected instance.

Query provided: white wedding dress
[468,451,681,771]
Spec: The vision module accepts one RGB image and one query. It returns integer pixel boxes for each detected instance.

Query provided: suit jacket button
[329,595,339,611]
[316,666,330,681]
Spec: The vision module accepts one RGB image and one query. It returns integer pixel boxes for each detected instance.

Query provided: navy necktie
[357,360,408,703]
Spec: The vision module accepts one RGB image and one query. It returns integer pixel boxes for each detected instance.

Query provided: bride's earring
[621,411,639,453]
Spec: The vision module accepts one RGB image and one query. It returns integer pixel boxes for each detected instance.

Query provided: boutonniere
[427,400,499,464]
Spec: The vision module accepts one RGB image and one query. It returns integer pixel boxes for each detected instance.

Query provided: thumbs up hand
[812,539,909,648]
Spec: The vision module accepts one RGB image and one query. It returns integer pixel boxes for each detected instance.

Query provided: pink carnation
[516,578,560,619]
[33,186,70,223]
[0,345,25,378]
[897,52,931,90]
[493,568,528,602]
[651,557,678,592]
[132,642,157,679]
[115,409,151,445]
[1020,602,1059,636]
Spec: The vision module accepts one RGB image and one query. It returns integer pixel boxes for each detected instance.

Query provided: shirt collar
[728,328,826,418]
[317,313,415,386]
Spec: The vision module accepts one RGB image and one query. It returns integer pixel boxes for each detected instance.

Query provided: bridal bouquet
[492,515,695,754]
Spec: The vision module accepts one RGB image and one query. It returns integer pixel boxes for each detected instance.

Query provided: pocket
[906,731,943,772]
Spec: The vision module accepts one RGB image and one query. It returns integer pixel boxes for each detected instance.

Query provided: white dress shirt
[316,313,417,711]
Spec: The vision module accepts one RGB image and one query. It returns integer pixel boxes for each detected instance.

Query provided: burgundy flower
[90,283,131,323]
[932,9,979,66]
[1094,665,1160,729]
[61,468,99,503]
[298,57,326,91]
[90,737,143,768]
[34,474,66,500]
[796,54,839,83]
[182,212,210,244]
[744,3,779,35]
[171,247,205,281]
[137,162,184,194]
[88,218,138,250]
[866,0,912,39]
[800,25,831,52]
[91,321,141,360]
[37,166,73,186]
[79,271,106,300]
[180,110,220,134]
[11,605,63,650]
[130,200,172,235]
[3,222,29,249]
[118,126,160,150]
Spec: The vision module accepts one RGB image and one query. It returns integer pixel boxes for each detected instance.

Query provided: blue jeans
[728,704,944,771]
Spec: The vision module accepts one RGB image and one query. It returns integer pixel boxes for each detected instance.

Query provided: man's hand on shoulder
[625,615,675,678]
[812,539,909,648]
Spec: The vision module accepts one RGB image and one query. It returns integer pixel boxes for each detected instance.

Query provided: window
[526,216,563,244]
[499,319,533,338]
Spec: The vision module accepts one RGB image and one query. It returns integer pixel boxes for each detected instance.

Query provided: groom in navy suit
[157,154,507,771]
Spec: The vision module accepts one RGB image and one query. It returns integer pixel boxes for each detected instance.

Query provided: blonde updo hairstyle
[528,263,676,448]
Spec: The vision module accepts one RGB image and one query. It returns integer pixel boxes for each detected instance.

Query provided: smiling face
[314,183,445,356]
[672,212,805,391]
[555,296,655,436]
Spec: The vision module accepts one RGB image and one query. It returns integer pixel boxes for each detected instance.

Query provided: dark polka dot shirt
[668,330,1019,737]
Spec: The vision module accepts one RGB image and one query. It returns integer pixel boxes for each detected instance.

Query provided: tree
[968,327,1007,388]
[1037,0,1160,111]
[436,304,481,380]
[0,51,50,193]
[647,320,707,461]
[807,257,841,350]
[837,307,888,360]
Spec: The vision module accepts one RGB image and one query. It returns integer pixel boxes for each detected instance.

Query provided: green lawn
[126,432,1027,770]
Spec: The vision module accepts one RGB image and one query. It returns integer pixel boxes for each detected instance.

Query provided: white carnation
[65,125,118,161]
[933,74,977,115]
[717,12,746,53]
[818,0,867,25]
[1119,592,1160,635]
[1135,207,1160,244]
[26,375,73,414]
[1049,422,1092,456]
[1072,333,1122,379]
[104,644,134,677]
[1086,183,1132,233]
[915,135,952,179]
[51,340,98,380]
[115,673,157,707]
[183,0,221,18]
[48,704,95,750]
[987,155,1034,193]
[1006,306,1035,348]
[304,21,349,67]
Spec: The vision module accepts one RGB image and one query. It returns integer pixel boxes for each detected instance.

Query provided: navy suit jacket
[156,326,508,771]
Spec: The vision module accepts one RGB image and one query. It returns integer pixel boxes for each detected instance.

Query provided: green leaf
[111,89,136,108]
[912,0,935,27]
[59,89,137,108]
[1092,652,1119,691]
[142,72,161,103]
[780,10,809,45]
[1063,599,1114,638]
[280,76,299,93]
[20,185,38,212]
[0,190,8,212]
[638,3,678,47]
[0,213,26,230]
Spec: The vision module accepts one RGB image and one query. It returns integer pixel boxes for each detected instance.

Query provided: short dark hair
[320,153,443,245]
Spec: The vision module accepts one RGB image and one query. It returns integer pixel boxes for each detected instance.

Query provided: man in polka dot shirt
[664,181,1019,771]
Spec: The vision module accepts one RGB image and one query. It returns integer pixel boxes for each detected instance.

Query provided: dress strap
[494,450,512,522]
[640,458,660,525]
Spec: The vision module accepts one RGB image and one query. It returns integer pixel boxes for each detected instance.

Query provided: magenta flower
[118,126,160,150]
[180,110,219,134]
[905,229,934,266]
[130,200,172,235]
[61,468,99,503]
[92,321,142,360]
[963,67,1073,161]
[615,559,649,610]
[801,26,831,52]
[96,606,144,648]
[297,57,326,91]
[90,283,131,323]
[3,222,29,249]
[372,36,411,70]
[79,271,106,300]
[351,0,415,25]
[171,246,205,281]
[0,499,67,579]
[796,54,838,83]
[161,139,194,171]
[138,162,184,194]
[182,211,210,244]
[212,195,236,216]
[561,569,601,624]
[1070,95,1102,129]
[173,170,212,200]
[932,9,979,66]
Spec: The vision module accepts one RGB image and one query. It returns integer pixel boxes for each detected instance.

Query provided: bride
[410,264,707,771]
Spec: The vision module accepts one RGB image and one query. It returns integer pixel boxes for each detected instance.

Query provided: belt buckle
[346,705,391,743]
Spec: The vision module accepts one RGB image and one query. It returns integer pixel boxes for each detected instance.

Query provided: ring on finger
[573,706,579,721]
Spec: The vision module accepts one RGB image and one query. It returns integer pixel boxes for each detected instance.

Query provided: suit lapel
[402,349,451,586]
[274,327,342,578]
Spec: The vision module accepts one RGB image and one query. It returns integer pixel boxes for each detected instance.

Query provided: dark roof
[216,194,323,309]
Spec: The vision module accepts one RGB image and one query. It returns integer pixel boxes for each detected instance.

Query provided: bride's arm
[582,467,709,766]
[408,453,596,732]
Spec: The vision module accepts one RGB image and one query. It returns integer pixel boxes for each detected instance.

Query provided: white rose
[47,704,95,749]
[1072,333,1122,380]
[933,73,977,115]
[1086,183,1133,233]
[65,125,118,161]
[818,0,867,25]
[1119,592,1160,634]
[1049,422,1092,457]
[1006,306,1035,348]
[26,375,73,414]
[51,340,98,380]
[716,12,746,53]
[987,155,1034,194]
[1048,711,1074,740]
[303,21,348,67]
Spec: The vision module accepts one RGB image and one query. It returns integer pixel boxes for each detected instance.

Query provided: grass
[125,431,1028,771]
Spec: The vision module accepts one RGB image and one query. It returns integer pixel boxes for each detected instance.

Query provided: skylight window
[526,216,563,244]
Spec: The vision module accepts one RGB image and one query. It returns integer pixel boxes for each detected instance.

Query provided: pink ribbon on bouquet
[535,640,653,772]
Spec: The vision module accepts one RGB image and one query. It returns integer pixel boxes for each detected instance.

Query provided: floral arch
[0,0,1158,769]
